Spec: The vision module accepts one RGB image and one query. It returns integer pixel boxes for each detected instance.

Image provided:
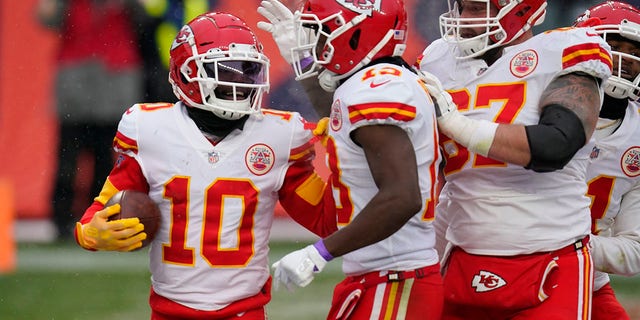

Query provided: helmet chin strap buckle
[318,69,339,92]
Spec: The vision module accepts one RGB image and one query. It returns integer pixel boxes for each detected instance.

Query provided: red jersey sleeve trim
[562,43,613,71]
[348,102,417,124]
[114,131,138,154]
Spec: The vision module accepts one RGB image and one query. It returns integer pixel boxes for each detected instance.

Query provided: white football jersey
[115,102,314,310]
[588,102,640,290]
[420,28,612,255]
[328,62,442,275]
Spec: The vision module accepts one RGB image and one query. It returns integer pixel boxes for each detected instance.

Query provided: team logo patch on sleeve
[620,146,640,177]
[510,50,538,78]
[245,144,275,176]
[330,99,343,132]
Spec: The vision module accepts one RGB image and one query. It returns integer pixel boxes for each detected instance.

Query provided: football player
[415,0,612,319]
[258,0,444,319]
[73,12,337,320]
[575,2,640,320]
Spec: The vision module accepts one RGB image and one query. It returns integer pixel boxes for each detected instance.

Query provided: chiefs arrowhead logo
[337,0,382,16]
[171,25,193,50]
[472,270,507,292]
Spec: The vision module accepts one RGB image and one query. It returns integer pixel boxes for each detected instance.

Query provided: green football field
[1,241,638,320]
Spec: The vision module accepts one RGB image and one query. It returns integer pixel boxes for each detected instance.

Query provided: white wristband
[439,112,498,157]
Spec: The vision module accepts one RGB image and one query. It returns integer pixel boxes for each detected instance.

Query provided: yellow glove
[76,204,146,252]
[313,117,329,147]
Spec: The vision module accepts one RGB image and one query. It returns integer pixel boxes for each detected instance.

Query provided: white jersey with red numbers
[419,27,612,255]
[328,62,442,276]
[588,101,640,291]
[112,102,321,311]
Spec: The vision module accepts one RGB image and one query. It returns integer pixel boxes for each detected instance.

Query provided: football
[106,190,161,248]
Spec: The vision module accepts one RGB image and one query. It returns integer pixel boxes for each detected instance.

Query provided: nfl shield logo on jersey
[590,146,600,160]
[207,151,220,164]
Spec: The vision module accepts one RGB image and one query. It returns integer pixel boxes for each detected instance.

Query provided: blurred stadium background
[1,0,639,319]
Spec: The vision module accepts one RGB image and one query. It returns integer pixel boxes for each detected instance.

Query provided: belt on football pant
[352,264,440,288]
[549,235,590,257]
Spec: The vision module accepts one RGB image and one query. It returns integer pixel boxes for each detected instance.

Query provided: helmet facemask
[291,11,356,81]
[175,43,269,120]
[289,0,407,92]
[597,25,640,100]
[440,0,546,59]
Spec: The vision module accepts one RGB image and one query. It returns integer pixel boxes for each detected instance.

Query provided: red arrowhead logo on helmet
[337,0,382,16]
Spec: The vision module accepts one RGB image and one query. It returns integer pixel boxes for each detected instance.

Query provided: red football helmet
[440,0,547,58]
[290,0,408,87]
[575,1,640,100]
[169,12,269,120]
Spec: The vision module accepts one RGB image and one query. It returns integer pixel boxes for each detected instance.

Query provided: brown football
[106,190,161,248]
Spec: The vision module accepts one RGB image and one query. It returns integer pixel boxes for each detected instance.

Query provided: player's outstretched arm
[423,70,600,171]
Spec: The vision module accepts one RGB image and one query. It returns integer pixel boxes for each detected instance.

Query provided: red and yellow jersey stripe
[348,102,417,124]
[113,131,138,154]
[562,43,612,71]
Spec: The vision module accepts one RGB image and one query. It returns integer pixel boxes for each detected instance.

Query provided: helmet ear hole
[349,29,360,50]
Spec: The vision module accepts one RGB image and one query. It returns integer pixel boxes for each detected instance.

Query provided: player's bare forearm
[488,124,530,166]
[322,125,422,257]
[539,72,601,139]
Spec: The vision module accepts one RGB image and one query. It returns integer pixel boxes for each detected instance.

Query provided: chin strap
[318,69,340,92]
[186,105,248,137]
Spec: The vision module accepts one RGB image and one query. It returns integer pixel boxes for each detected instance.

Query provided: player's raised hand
[272,242,331,290]
[418,70,457,118]
[257,0,301,64]
[418,69,497,157]
[75,204,146,252]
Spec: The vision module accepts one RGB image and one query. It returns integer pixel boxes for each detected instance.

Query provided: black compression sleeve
[524,104,586,173]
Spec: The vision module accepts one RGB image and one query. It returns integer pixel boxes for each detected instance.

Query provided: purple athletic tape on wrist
[313,240,333,261]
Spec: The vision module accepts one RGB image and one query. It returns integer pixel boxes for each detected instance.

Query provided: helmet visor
[204,60,267,85]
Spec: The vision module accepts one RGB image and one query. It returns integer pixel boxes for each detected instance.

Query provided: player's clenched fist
[75,204,146,252]
[272,241,332,291]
